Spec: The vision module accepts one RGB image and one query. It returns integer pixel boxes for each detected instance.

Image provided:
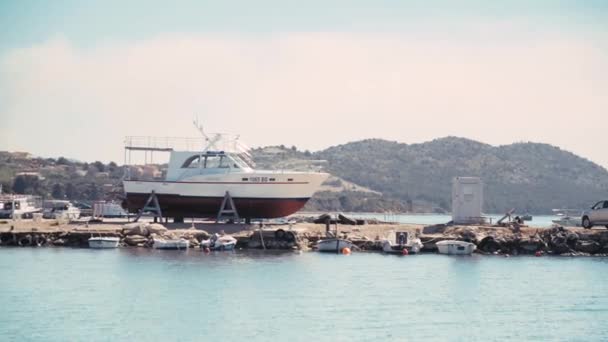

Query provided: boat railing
[125,135,252,153]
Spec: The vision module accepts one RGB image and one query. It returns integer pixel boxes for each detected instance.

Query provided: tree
[108,161,117,171]
[51,183,64,199]
[86,182,100,200]
[93,161,105,172]
[57,157,70,165]
[0,181,11,194]
[13,175,40,194]
[65,183,77,200]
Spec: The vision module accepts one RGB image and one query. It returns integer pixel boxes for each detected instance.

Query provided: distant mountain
[313,137,608,214]
[253,137,608,214]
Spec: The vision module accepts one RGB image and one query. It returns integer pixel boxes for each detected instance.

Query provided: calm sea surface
[342,213,560,227]
[1,248,607,341]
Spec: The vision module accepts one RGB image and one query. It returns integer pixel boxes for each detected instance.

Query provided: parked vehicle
[581,200,608,229]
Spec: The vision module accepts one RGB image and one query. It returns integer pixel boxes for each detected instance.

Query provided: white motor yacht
[122,125,328,220]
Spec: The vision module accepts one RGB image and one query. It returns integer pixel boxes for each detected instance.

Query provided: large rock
[147,223,168,235]
[575,240,601,254]
[477,236,503,253]
[122,223,150,237]
[422,224,447,234]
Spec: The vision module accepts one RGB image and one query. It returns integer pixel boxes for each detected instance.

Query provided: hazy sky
[1,0,607,167]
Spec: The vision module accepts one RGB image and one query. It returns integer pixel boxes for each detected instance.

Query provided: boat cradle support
[133,190,163,223]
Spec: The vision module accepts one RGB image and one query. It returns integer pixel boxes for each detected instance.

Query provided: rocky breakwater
[421,225,608,256]
[0,222,212,248]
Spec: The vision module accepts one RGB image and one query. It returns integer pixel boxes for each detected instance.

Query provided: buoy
[341,247,351,255]
[402,248,409,256]
[535,251,542,257]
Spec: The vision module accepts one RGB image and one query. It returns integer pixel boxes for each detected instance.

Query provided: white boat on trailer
[153,238,189,250]
[88,237,120,249]
[436,240,476,255]
[122,123,328,221]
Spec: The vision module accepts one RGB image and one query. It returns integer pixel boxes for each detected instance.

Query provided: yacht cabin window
[181,154,239,169]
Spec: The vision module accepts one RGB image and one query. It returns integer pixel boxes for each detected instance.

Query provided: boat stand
[216,191,240,223]
[133,191,163,223]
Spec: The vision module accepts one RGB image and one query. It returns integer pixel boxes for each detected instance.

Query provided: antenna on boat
[193,117,209,141]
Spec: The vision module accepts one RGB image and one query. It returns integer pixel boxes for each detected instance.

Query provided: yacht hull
[123,193,309,219]
[123,172,327,219]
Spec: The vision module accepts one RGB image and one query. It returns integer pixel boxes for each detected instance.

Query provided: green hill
[311,137,608,214]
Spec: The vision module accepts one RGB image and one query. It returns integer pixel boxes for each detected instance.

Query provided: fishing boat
[436,240,476,255]
[381,231,423,254]
[42,200,81,221]
[316,238,353,253]
[153,238,189,250]
[122,123,328,220]
[201,233,237,251]
[88,237,120,249]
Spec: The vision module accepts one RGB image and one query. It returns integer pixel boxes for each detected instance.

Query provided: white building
[452,177,484,224]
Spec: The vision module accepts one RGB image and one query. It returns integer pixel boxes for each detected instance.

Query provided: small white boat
[88,237,120,249]
[0,195,42,219]
[381,231,423,254]
[43,200,81,221]
[551,209,582,227]
[316,238,353,253]
[201,234,237,251]
[153,238,189,250]
[436,240,476,255]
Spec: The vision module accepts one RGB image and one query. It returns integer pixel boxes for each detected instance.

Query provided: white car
[581,200,608,229]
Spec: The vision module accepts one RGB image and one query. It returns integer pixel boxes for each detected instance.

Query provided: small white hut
[452,177,483,224]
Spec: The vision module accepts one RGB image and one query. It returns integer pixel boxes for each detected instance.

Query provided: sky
[1,0,607,167]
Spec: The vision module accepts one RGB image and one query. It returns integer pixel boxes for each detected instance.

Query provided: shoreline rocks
[1,221,608,257]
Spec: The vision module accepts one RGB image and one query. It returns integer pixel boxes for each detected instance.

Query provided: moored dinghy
[88,237,120,249]
[436,240,476,255]
[153,238,189,250]
[316,238,353,253]
[381,231,423,254]
[201,233,237,251]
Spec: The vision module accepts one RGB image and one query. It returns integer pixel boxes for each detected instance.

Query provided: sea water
[344,213,560,227]
[1,248,607,341]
